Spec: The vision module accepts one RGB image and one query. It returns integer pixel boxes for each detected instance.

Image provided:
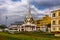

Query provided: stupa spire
[28,0,32,17]
[24,0,34,24]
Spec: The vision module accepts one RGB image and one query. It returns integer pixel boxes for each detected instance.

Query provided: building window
[14,29,18,30]
[53,27,56,30]
[53,21,56,25]
[59,28,60,30]
[52,13,55,17]
[58,20,60,24]
[59,12,60,16]
[21,26,23,28]
[37,20,40,24]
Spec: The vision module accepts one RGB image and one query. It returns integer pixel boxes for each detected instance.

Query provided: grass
[0,32,60,40]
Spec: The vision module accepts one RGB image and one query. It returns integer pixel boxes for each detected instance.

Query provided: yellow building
[34,20,41,31]
[51,9,60,33]
[34,15,51,31]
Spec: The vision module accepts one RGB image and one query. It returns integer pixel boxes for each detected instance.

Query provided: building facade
[51,10,60,32]
[9,22,36,32]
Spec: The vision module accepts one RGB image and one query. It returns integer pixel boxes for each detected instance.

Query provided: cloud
[0,0,28,24]
[12,0,21,2]
[0,0,28,16]
[0,0,60,25]
[31,0,60,9]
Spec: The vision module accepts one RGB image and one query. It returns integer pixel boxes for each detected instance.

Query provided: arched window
[53,27,56,30]
[58,20,60,24]
[59,28,60,30]
[59,12,60,16]
[53,21,56,25]
[52,13,55,17]
[21,26,23,28]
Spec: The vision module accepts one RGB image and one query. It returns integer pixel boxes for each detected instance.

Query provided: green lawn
[0,32,60,40]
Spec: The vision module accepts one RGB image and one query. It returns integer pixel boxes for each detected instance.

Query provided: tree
[0,24,7,29]
[47,24,51,28]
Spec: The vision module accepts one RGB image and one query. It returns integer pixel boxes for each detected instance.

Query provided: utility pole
[5,16,8,27]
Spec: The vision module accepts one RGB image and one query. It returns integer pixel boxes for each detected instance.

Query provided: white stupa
[20,0,37,31]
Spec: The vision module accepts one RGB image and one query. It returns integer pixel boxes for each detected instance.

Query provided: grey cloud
[0,8,7,14]
[31,0,60,8]
[0,1,6,5]
[0,0,54,25]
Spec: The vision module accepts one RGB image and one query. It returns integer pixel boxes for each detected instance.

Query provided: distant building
[35,15,51,32]
[0,29,3,32]
[9,21,24,31]
[51,9,60,33]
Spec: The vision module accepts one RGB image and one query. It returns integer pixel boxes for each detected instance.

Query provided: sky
[0,0,60,26]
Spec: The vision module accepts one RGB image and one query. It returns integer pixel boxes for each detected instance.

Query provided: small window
[53,21,56,25]
[52,13,55,17]
[21,26,23,28]
[14,29,18,30]
[59,28,60,30]
[37,20,40,24]
[59,12,60,16]
[58,20,60,24]
[53,27,56,30]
